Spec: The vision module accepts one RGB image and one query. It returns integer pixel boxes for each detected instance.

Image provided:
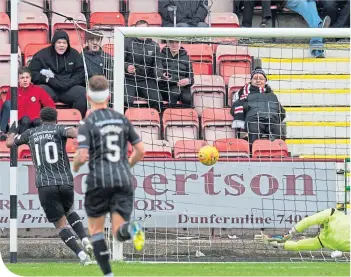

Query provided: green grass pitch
[5,262,351,276]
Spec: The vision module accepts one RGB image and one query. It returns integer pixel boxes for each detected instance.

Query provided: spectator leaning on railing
[159,0,209,27]
[159,40,194,108]
[230,67,286,149]
[0,67,55,139]
[29,30,87,118]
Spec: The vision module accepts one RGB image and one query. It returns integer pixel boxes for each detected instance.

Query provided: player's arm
[6,122,29,147]
[290,208,333,234]
[73,121,90,172]
[127,119,145,168]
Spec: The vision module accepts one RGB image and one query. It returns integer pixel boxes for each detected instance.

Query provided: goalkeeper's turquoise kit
[284,209,350,252]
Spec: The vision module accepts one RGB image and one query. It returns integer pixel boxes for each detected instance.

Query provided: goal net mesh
[77,25,350,263]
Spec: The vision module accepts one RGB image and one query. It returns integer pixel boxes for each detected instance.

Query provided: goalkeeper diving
[255,208,350,252]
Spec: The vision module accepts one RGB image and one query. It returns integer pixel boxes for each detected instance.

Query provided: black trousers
[242,0,272,27]
[41,85,87,118]
[160,84,192,108]
[19,116,41,134]
[246,118,282,147]
[125,78,162,112]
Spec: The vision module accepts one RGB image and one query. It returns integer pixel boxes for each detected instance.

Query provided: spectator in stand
[319,0,350,28]
[159,0,209,27]
[230,67,285,149]
[278,0,331,58]
[0,67,55,139]
[29,30,87,118]
[240,0,272,27]
[82,30,113,80]
[159,40,194,107]
[124,20,163,111]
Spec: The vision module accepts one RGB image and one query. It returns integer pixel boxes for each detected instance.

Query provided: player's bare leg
[54,216,94,266]
[88,215,113,277]
[112,213,145,251]
[66,209,94,259]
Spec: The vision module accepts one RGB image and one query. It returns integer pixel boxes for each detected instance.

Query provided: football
[198,145,219,166]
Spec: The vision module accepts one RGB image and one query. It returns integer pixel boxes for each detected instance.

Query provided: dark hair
[18,66,31,76]
[135,20,149,27]
[40,107,57,122]
[89,75,109,91]
[85,30,103,43]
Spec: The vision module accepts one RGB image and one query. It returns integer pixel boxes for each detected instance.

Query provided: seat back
[210,0,233,12]
[90,12,125,29]
[18,144,31,159]
[252,139,289,158]
[52,13,86,46]
[181,44,213,75]
[19,0,45,12]
[90,0,119,12]
[128,12,162,26]
[102,44,114,56]
[214,138,250,157]
[0,44,20,85]
[0,0,6,13]
[57,109,82,126]
[51,0,82,13]
[206,12,239,28]
[202,108,234,143]
[143,140,172,158]
[174,140,208,158]
[129,0,158,12]
[24,43,50,65]
[66,138,78,158]
[0,13,10,44]
[19,12,49,52]
[227,74,250,106]
[192,75,225,92]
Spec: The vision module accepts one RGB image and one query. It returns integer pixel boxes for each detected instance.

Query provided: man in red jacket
[0,67,56,138]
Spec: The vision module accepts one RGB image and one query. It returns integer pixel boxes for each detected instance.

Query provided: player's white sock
[78,251,88,261]
[104,273,114,277]
[82,237,90,245]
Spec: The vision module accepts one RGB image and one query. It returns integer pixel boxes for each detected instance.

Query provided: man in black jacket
[159,0,208,27]
[124,20,163,111]
[29,30,87,118]
[230,67,285,148]
[159,40,193,107]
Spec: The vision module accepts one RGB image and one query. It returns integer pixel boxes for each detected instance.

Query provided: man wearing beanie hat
[29,30,87,118]
[230,66,286,148]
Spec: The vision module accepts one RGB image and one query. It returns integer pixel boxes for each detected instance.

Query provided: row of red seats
[0,138,289,160]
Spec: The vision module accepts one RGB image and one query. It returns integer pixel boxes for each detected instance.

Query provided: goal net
[75,25,350,262]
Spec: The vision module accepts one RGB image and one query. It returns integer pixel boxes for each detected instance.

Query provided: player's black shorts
[84,185,133,220]
[38,185,74,223]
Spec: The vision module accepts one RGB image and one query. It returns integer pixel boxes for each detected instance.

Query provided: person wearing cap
[82,31,113,80]
[29,30,87,118]
[159,40,194,107]
[230,66,286,149]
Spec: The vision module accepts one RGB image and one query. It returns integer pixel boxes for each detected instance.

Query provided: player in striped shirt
[73,75,145,277]
[6,107,95,266]
[255,208,350,253]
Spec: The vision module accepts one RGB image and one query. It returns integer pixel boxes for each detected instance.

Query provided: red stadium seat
[202,108,235,144]
[0,0,6,12]
[102,44,114,56]
[129,0,158,12]
[18,145,31,159]
[19,12,49,53]
[128,12,162,26]
[0,13,9,44]
[57,109,82,126]
[143,140,172,158]
[125,108,161,141]
[90,12,125,28]
[216,45,252,85]
[66,138,78,158]
[213,138,250,158]
[206,13,239,28]
[191,75,225,117]
[51,0,82,13]
[19,0,46,12]
[174,140,208,158]
[24,43,50,65]
[90,0,119,12]
[252,139,289,158]
[0,44,11,87]
[227,74,250,106]
[181,44,213,75]
[0,141,9,159]
[163,108,199,147]
[52,13,87,47]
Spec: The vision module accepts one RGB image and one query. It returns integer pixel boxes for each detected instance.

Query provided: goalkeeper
[255,208,350,252]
